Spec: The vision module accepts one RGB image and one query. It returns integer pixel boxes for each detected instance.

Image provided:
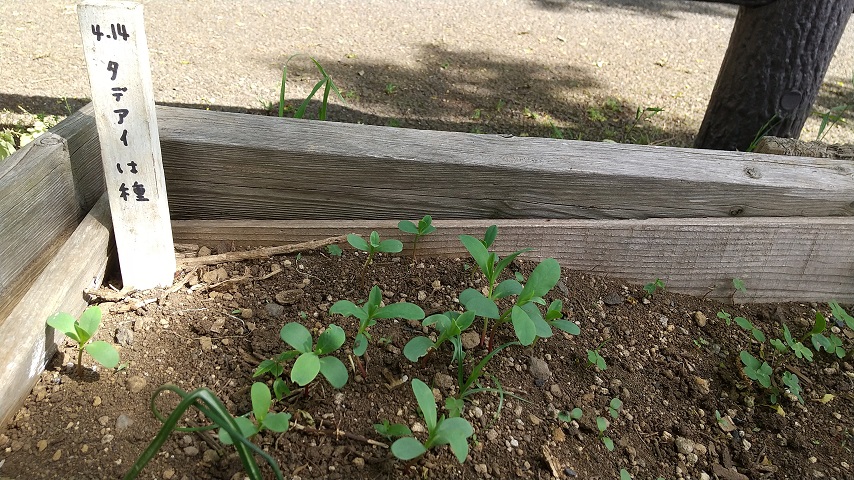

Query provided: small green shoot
[127,385,284,480]
[390,379,474,463]
[373,419,412,440]
[398,215,437,259]
[587,341,608,371]
[331,285,424,361]
[347,231,403,275]
[385,83,397,95]
[278,54,344,120]
[595,397,622,451]
[218,383,291,445]
[558,407,583,423]
[46,306,119,376]
[255,323,348,393]
[643,278,665,297]
[326,244,343,257]
[746,114,781,152]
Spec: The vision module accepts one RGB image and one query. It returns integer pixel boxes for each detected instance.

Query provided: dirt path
[1,0,852,146]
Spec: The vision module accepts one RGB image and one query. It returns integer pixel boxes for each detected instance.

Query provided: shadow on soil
[528,0,739,19]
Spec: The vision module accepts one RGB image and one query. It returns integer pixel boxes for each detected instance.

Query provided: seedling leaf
[316,324,346,354]
[319,356,348,388]
[77,306,102,338]
[459,289,500,319]
[391,437,427,460]
[404,336,435,362]
[412,379,437,432]
[280,323,313,352]
[263,412,292,432]
[291,352,320,386]
[511,305,537,346]
[46,312,80,342]
[518,258,560,304]
[251,382,272,423]
[346,233,369,251]
[85,341,119,368]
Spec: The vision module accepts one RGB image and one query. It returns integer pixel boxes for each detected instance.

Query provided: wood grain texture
[0,194,112,429]
[50,103,104,211]
[0,133,82,322]
[172,218,854,303]
[154,106,854,221]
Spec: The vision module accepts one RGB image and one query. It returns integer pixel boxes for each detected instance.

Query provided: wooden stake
[77,1,175,289]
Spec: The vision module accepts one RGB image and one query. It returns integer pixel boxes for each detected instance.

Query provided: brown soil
[1,244,853,480]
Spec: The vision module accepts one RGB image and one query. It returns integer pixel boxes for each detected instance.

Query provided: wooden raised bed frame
[1,103,852,428]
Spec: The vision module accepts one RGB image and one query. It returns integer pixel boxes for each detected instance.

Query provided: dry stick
[289,422,388,449]
[178,234,349,267]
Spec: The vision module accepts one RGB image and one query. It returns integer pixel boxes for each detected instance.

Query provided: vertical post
[77,1,175,289]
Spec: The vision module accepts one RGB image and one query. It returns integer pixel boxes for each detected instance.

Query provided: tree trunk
[694,0,854,151]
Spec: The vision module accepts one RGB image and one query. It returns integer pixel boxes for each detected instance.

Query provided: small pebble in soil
[116,414,133,433]
[126,376,147,393]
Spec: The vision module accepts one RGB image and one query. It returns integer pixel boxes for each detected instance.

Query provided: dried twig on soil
[290,422,388,448]
[177,234,349,267]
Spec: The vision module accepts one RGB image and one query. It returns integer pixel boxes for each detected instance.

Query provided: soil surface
[1,1,853,147]
[1,243,853,480]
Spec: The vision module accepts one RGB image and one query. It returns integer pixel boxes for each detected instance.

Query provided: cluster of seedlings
[45,216,854,480]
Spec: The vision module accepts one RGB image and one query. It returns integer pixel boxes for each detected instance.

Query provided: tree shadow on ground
[270,44,697,146]
[528,0,738,19]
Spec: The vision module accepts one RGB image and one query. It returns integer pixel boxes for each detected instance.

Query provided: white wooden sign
[77,1,175,289]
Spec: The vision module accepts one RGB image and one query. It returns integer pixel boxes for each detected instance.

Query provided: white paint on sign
[77,1,175,289]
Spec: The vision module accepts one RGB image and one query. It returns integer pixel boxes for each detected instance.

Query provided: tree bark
[694,0,854,151]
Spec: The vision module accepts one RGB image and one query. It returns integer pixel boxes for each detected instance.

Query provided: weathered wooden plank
[0,194,112,429]
[50,102,104,212]
[154,106,854,221]
[0,133,82,322]
[172,218,854,303]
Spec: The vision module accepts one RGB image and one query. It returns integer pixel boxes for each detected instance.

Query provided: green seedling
[390,379,474,463]
[255,323,348,395]
[278,54,344,120]
[218,383,291,445]
[326,244,343,257]
[814,73,851,142]
[587,341,608,371]
[557,407,583,423]
[643,278,665,297]
[459,226,577,349]
[385,83,397,95]
[347,231,403,276]
[404,311,476,363]
[731,277,747,303]
[331,285,424,362]
[594,397,622,451]
[46,306,119,376]
[404,309,516,417]
[373,419,412,441]
[398,215,437,259]
[624,106,663,143]
[734,316,767,343]
[746,114,781,152]
[126,385,284,480]
[597,416,614,451]
[717,310,734,326]
[812,304,852,358]
[731,314,813,404]
[830,301,854,330]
